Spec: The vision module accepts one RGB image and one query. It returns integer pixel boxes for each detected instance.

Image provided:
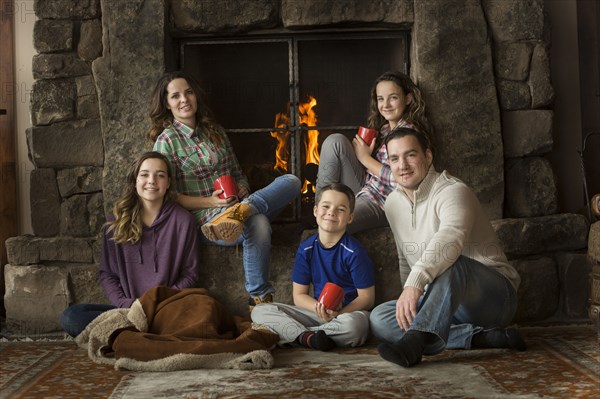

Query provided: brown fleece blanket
[76,286,279,371]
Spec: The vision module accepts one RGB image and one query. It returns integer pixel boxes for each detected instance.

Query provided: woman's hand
[208,189,238,208]
[237,185,250,199]
[352,134,376,163]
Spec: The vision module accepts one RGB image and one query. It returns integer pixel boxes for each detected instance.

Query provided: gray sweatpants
[251,302,370,347]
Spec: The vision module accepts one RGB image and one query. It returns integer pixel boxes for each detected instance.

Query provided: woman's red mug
[357,126,379,146]
[213,175,238,200]
[318,282,345,311]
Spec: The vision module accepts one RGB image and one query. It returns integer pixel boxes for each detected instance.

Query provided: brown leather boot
[201,203,252,243]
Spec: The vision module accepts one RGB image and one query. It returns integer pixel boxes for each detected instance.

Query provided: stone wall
[4,0,592,333]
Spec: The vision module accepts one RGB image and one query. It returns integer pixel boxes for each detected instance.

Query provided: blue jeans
[203,174,301,298]
[60,303,116,337]
[370,256,518,355]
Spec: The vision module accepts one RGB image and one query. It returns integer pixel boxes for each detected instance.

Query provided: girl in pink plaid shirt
[316,71,432,234]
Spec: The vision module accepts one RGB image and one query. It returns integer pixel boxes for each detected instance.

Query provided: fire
[270,112,290,173]
[299,96,320,193]
[270,96,320,194]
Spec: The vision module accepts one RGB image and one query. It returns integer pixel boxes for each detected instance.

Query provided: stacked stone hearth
[4,0,592,334]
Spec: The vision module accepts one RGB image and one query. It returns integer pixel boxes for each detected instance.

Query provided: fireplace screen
[180,32,408,220]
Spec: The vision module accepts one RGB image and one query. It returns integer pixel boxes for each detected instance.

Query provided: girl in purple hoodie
[60,152,201,337]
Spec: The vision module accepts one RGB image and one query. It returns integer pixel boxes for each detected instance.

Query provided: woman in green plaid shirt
[148,71,301,311]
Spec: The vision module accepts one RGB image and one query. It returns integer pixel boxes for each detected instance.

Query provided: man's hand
[395,286,422,331]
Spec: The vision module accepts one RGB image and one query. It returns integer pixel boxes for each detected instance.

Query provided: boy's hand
[315,301,339,322]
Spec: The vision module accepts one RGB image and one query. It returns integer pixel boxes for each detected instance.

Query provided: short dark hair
[384,126,434,158]
[315,183,356,212]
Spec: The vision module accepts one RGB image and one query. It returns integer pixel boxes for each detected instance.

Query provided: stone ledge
[5,235,96,265]
[492,213,589,258]
[555,252,592,318]
[4,265,70,334]
[3,214,591,333]
[282,0,414,28]
[26,119,103,168]
[512,256,558,321]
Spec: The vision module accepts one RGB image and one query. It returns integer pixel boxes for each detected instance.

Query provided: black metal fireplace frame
[179,31,409,221]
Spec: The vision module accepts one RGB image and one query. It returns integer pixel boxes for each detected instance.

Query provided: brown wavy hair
[384,126,435,160]
[366,70,432,137]
[107,152,177,245]
[315,183,356,213]
[147,71,224,146]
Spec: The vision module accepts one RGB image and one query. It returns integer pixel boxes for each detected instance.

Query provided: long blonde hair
[107,152,177,244]
[147,71,224,145]
[367,70,432,137]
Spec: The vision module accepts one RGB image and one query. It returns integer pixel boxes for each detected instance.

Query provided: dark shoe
[377,331,426,368]
[505,328,527,351]
[472,327,527,351]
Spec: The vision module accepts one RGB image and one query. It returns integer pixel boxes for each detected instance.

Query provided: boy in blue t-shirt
[251,183,376,351]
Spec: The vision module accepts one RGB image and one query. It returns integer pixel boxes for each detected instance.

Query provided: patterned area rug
[1,325,598,398]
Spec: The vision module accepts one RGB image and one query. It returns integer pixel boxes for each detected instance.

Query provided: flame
[270,95,320,194]
[270,112,290,173]
[299,96,320,165]
[299,96,319,193]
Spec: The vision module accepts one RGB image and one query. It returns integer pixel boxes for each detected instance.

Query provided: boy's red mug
[213,175,238,200]
[357,126,379,146]
[318,282,345,311]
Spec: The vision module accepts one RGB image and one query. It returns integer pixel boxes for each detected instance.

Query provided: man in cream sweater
[370,127,526,368]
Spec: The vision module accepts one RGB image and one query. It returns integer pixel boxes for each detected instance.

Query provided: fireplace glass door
[180,32,408,220]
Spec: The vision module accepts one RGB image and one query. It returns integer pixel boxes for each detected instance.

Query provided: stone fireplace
[4,0,592,333]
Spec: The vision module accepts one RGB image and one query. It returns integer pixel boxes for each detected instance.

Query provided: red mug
[213,175,238,200]
[357,126,379,146]
[318,282,345,311]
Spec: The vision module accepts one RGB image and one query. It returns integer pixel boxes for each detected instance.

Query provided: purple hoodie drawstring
[152,228,158,272]
[138,228,158,273]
